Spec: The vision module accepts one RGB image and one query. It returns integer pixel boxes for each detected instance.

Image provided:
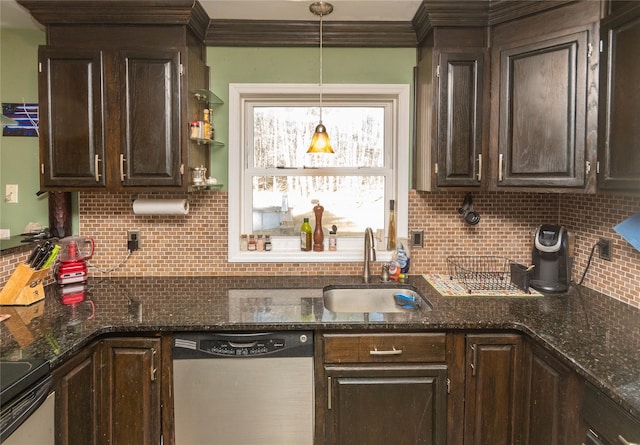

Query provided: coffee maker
[530,224,572,293]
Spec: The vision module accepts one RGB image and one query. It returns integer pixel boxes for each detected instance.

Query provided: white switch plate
[5,184,18,203]
[0,229,10,239]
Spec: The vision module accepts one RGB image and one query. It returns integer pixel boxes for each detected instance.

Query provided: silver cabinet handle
[498,153,504,182]
[470,344,478,376]
[619,435,638,445]
[150,348,157,382]
[477,154,482,182]
[369,347,402,356]
[119,154,126,182]
[94,155,101,182]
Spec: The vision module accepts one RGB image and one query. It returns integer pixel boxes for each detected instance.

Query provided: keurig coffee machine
[531,224,572,293]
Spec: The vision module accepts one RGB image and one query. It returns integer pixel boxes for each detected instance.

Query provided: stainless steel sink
[323,286,431,313]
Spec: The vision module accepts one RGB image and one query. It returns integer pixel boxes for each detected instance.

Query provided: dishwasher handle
[228,341,258,348]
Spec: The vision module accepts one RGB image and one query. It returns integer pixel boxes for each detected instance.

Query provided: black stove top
[0,359,50,404]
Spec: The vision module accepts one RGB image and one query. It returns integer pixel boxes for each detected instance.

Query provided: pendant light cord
[319,11,324,124]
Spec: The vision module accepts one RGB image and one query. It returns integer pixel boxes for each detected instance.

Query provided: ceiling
[1,0,424,31]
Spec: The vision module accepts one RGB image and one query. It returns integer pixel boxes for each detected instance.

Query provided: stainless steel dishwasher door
[172,332,314,445]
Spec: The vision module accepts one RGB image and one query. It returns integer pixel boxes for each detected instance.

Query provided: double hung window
[228,84,409,262]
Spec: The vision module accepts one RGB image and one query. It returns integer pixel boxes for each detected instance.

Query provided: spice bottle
[203,109,211,140]
[264,235,272,251]
[240,234,248,251]
[300,218,312,251]
[329,225,337,251]
[387,199,396,251]
[248,234,257,251]
[256,234,264,251]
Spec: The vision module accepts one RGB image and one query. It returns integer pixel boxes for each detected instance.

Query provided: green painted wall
[207,47,416,186]
[0,26,47,237]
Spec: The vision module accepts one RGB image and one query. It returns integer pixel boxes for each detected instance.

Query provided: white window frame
[228,83,410,263]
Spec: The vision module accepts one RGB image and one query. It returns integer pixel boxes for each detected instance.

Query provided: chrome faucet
[363,227,376,283]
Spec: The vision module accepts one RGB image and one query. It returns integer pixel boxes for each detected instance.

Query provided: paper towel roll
[132,199,189,215]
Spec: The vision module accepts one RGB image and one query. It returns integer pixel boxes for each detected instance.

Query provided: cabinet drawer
[581,383,640,444]
[323,333,446,363]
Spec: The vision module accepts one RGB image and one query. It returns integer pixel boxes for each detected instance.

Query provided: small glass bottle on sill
[387,199,396,251]
[248,234,257,251]
[257,234,264,251]
[329,225,337,251]
[240,234,248,251]
[264,235,272,251]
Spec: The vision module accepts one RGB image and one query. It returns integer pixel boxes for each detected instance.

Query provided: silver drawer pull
[619,435,638,445]
[369,347,402,356]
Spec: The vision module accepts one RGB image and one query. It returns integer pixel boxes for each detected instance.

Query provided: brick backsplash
[560,193,640,307]
[2,190,638,309]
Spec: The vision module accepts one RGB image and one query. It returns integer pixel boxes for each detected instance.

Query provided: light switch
[5,184,18,203]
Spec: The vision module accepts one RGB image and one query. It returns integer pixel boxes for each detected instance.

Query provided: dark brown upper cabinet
[21,1,210,192]
[597,3,640,192]
[490,1,601,192]
[39,48,106,188]
[39,47,185,190]
[414,28,489,191]
[117,49,183,188]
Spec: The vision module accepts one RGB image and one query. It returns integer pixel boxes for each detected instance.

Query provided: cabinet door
[495,31,588,188]
[325,365,447,445]
[523,344,581,445]
[436,51,486,187]
[464,334,524,445]
[597,6,640,190]
[38,48,106,188]
[54,343,101,445]
[118,49,183,187]
[101,337,161,445]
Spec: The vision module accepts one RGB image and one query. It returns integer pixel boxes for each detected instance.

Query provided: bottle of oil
[203,109,211,140]
[387,199,396,251]
[300,218,312,251]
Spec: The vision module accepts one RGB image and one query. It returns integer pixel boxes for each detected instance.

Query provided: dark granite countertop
[1,274,639,419]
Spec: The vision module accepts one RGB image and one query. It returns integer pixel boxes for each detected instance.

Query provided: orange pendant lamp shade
[308,123,334,153]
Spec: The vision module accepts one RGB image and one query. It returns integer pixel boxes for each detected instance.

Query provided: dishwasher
[172,331,314,445]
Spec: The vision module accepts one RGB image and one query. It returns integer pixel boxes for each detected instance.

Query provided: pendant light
[307,1,334,153]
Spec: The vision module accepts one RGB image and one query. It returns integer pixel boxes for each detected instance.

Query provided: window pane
[252,175,385,236]
[253,106,385,168]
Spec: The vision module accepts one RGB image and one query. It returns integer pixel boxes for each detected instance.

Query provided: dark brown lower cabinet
[100,337,162,445]
[522,343,581,445]
[54,342,101,445]
[320,333,448,445]
[324,365,447,445]
[580,382,640,445]
[464,333,524,445]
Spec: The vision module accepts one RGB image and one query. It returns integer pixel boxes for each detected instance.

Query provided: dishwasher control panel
[173,332,313,359]
[201,338,285,356]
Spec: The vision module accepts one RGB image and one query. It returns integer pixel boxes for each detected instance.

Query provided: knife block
[0,263,51,306]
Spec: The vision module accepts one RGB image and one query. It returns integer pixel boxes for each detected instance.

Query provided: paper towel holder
[129,194,189,202]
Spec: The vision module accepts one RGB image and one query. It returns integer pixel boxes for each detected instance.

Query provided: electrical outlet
[127,230,140,251]
[598,237,612,261]
[411,230,424,248]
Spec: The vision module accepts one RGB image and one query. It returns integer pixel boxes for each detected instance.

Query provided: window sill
[228,248,394,263]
